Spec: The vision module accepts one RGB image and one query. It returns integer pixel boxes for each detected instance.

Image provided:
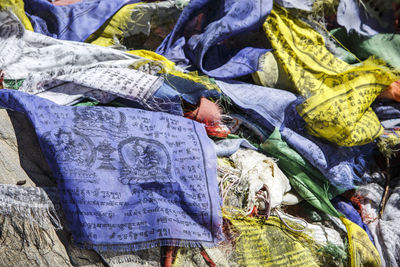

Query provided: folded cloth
[331,28,400,68]
[0,89,222,251]
[0,10,144,79]
[24,0,140,42]
[218,79,376,192]
[225,213,344,266]
[340,217,381,267]
[156,0,272,79]
[357,182,400,266]
[214,138,256,157]
[0,0,33,31]
[0,11,187,114]
[281,100,376,191]
[263,5,399,146]
[261,128,342,217]
[337,0,394,37]
[332,196,374,243]
[86,1,183,50]
[372,99,400,129]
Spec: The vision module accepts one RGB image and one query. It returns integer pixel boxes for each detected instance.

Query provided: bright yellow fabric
[263,6,399,146]
[86,3,142,47]
[127,50,221,92]
[340,217,381,267]
[0,0,33,31]
[226,213,329,267]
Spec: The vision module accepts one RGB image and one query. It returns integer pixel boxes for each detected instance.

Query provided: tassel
[379,80,400,102]
[185,97,230,138]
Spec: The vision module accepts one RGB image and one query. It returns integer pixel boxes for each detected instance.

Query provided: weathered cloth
[0,184,72,266]
[336,0,394,36]
[263,5,399,146]
[0,0,33,31]
[214,138,256,157]
[0,184,60,229]
[340,217,381,267]
[0,89,222,251]
[156,0,272,79]
[226,213,342,266]
[24,0,139,42]
[0,11,186,114]
[87,1,183,50]
[218,79,376,191]
[275,0,315,11]
[332,196,374,243]
[0,10,144,79]
[261,128,342,217]
[229,149,293,211]
[173,212,346,267]
[358,182,400,266]
[373,99,400,128]
[280,100,376,191]
[332,28,400,69]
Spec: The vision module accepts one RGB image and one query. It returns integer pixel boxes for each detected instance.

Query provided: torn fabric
[0,184,60,230]
[357,182,400,266]
[229,149,292,212]
[87,1,183,51]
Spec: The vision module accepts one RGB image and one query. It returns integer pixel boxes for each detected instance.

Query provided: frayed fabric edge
[77,239,218,252]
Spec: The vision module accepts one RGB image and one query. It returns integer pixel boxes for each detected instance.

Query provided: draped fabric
[218,79,376,191]
[263,5,399,146]
[0,90,222,251]
[24,0,139,42]
[156,0,272,79]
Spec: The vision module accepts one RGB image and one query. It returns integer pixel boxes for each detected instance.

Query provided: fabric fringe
[0,184,62,230]
[0,204,62,230]
[77,239,218,253]
[377,131,400,159]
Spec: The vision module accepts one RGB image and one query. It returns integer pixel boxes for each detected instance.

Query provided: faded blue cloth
[280,100,375,191]
[24,0,138,42]
[337,0,394,36]
[216,80,296,132]
[372,100,400,129]
[144,82,184,116]
[156,0,272,79]
[214,138,256,157]
[109,82,184,116]
[373,100,400,121]
[217,80,375,191]
[332,196,374,244]
[163,75,221,104]
[0,89,221,251]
